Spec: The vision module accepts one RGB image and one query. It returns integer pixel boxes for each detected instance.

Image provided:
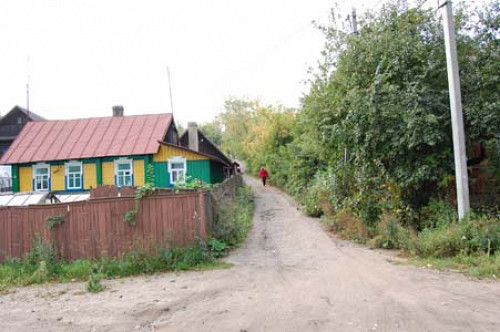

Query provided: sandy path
[1,175,499,332]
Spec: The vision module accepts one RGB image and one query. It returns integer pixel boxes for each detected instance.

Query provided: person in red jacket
[259,167,268,186]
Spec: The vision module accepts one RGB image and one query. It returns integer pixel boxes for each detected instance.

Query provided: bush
[369,213,413,250]
[411,223,463,258]
[24,236,57,267]
[86,265,104,293]
[212,186,254,248]
[327,209,370,243]
[418,199,458,229]
[411,215,500,258]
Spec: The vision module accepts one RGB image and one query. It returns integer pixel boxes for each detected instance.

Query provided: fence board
[0,191,207,261]
[0,176,242,262]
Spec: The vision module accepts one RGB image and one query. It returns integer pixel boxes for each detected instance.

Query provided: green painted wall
[153,162,169,187]
[153,159,219,188]
[11,165,19,193]
[187,160,211,184]
[96,159,102,185]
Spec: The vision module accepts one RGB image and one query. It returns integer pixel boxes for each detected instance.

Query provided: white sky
[0,0,386,127]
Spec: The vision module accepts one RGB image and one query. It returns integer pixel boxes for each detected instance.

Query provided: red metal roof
[0,113,173,164]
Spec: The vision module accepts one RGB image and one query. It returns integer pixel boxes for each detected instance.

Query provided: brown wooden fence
[0,190,207,262]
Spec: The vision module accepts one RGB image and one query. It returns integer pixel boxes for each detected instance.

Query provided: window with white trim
[168,157,186,184]
[33,163,50,191]
[65,161,82,190]
[115,159,133,187]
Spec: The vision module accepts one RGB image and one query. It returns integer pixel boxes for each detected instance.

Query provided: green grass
[409,254,500,279]
[0,243,228,292]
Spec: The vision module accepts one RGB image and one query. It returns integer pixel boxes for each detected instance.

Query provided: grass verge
[322,205,500,279]
[409,254,500,279]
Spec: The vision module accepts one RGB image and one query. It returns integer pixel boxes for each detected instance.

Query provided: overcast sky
[0,0,387,126]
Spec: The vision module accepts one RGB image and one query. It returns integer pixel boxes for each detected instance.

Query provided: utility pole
[351,7,358,34]
[439,0,470,219]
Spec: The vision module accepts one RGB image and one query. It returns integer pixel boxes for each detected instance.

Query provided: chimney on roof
[188,122,199,152]
[112,105,124,117]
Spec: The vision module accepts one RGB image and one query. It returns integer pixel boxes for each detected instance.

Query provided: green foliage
[124,177,156,227]
[410,216,500,258]
[206,238,228,258]
[86,265,104,293]
[418,199,458,229]
[145,164,155,186]
[212,186,254,248]
[46,215,65,229]
[124,209,138,227]
[174,176,212,191]
[213,0,498,230]
[25,236,56,266]
[28,260,51,285]
[369,214,413,250]
[411,254,500,279]
[0,237,234,291]
[200,120,224,147]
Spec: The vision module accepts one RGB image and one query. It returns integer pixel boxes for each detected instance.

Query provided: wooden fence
[0,190,207,262]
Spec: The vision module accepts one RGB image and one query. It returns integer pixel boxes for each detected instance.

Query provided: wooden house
[180,122,235,178]
[0,105,45,158]
[0,106,232,193]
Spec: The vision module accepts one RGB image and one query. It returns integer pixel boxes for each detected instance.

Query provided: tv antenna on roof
[167,66,174,115]
[26,56,30,114]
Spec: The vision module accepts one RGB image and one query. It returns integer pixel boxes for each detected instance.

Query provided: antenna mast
[26,56,30,114]
[167,66,174,115]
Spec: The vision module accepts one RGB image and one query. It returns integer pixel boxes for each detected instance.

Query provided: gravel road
[1,175,499,332]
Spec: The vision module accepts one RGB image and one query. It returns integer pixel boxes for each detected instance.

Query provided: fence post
[197,189,207,238]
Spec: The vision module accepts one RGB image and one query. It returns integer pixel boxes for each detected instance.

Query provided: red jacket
[259,168,268,178]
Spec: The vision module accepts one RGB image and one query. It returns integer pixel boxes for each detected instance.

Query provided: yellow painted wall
[19,166,32,192]
[84,163,97,189]
[50,165,65,191]
[153,145,209,162]
[102,161,115,185]
[133,160,145,186]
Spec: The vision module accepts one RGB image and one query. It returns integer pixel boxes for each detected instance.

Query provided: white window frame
[168,156,186,185]
[65,161,83,190]
[115,158,133,187]
[32,163,50,192]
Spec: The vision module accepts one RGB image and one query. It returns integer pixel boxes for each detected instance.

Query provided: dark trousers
[262,177,267,186]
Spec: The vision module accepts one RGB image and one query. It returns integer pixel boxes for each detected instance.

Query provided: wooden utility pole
[439,0,470,219]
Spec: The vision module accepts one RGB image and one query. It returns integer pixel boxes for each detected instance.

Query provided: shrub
[24,236,56,267]
[411,215,500,258]
[328,209,370,243]
[418,199,458,229]
[86,265,104,293]
[212,186,253,248]
[369,213,413,250]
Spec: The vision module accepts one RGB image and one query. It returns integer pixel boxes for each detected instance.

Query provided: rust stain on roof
[0,114,173,164]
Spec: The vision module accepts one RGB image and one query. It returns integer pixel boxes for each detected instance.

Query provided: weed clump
[212,186,254,249]
[86,265,104,293]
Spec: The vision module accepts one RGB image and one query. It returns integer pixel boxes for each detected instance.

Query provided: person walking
[259,167,268,186]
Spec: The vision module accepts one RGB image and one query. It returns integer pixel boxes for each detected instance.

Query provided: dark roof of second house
[0,105,46,123]
[1,113,174,165]
[180,128,232,166]
[16,106,46,122]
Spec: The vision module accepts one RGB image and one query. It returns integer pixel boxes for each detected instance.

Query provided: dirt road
[1,176,499,332]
